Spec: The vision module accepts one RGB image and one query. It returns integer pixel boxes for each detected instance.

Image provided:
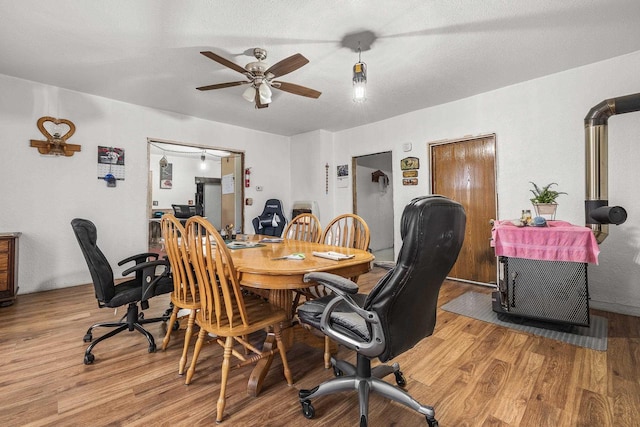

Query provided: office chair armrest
[304,272,358,294]
[122,259,170,302]
[304,272,385,358]
[117,252,159,267]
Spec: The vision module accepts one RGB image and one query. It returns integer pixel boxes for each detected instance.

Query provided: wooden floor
[1,267,639,426]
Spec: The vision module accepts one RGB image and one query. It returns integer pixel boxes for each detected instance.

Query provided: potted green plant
[529,182,566,219]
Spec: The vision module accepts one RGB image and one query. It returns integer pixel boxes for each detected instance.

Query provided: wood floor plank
[0,268,639,426]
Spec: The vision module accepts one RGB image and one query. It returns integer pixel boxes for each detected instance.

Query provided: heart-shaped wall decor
[30,116,81,156]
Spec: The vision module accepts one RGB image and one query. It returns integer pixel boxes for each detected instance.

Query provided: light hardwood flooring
[1,267,639,426]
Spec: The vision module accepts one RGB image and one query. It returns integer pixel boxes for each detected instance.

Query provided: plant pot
[533,203,557,220]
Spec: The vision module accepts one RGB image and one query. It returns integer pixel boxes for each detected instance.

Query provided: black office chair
[296,195,466,427]
[251,198,287,236]
[71,218,174,365]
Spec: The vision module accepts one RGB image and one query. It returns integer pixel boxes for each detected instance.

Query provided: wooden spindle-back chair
[282,213,322,243]
[160,214,200,375]
[184,216,293,423]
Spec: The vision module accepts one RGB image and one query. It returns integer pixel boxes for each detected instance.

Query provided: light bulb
[200,153,206,170]
[353,81,367,102]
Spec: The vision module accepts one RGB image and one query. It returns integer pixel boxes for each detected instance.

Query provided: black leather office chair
[71,218,173,364]
[297,195,466,427]
[251,198,287,236]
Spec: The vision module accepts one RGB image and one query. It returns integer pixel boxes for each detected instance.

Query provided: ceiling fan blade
[265,53,309,78]
[200,51,247,75]
[273,81,321,99]
[196,81,249,91]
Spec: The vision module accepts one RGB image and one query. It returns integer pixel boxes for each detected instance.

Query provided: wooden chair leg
[324,336,332,369]
[178,310,197,375]
[161,305,179,351]
[217,336,233,423]
[274,326,293,385]
[185,328,206,385]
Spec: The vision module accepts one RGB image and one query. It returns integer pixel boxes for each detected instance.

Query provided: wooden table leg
[246,289,292,397]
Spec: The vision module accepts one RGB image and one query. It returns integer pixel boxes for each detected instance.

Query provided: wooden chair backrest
[321,214,370,250]
[186,216,248,331]
[283,213,322,243]
[161,214,198,305]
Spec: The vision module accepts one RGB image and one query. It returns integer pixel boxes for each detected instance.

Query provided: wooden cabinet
[0,233,20,307]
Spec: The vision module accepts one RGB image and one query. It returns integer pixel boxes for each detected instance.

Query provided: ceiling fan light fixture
[258,82,272,104]
[242,85,255,102]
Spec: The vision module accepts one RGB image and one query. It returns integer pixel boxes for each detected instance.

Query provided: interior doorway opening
[353,151,394,262]
[147,139,244,251]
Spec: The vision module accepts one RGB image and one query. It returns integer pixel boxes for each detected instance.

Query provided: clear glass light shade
[353,81,367,102]
[352,61,367,103]
[200,153,207,170]
[242,86,255,102]
[258,82,272,104]
[159,155,168,168]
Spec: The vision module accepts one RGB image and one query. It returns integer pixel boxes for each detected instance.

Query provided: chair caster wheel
[148,344,156,353]
[83,334,92,343]
[426,416,439,427]
[172,320,180,331]
[301,400,315,419]
[84,353,95,365]
[394,370,407,387]
[360,415,368,427]
[138,312,145,320]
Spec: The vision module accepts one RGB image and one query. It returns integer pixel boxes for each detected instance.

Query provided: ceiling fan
[196,48,322,109]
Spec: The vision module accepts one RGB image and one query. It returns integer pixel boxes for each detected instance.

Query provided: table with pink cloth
[491,220,600,265]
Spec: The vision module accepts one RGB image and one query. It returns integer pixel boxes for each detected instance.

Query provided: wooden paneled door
[431,135,497,284]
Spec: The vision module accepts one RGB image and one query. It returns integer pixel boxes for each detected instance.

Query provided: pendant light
[352,45,367,103]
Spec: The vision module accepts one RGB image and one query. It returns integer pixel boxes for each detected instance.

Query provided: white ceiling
[2,0,640,137]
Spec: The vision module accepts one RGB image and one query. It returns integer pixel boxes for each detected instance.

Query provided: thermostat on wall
[402,142,412,152]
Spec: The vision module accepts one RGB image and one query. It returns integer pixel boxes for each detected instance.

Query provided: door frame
[146,137,245,237]
[351,151,395,261]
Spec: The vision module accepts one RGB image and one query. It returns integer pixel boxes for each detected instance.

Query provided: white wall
[292,51,640,316]
[289,130,335,223]
[0,74,290,294]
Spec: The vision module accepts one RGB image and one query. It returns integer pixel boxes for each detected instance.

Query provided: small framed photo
[160,163,173,189]
[400,157,420,170]
[402,178,418,186]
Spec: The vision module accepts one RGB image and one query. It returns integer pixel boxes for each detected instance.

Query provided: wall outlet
[152,201,158,206]
[256,186,263,191]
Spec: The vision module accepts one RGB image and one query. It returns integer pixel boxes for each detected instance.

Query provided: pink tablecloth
[491,220,600,264]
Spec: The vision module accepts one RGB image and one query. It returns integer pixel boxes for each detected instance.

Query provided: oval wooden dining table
[228,237,374,396]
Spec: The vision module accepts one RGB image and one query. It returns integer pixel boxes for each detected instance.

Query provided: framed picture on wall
[160,163,173,189]
[400,157,420,170]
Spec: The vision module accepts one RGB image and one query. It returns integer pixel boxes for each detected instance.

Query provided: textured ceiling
[2,0,640,136]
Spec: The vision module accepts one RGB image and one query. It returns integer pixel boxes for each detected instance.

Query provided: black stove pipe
[584,92,640,243]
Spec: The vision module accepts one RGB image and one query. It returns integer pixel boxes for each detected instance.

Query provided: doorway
[147,139,244,250]
[431,135,497,284]
[353,152,394,262]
